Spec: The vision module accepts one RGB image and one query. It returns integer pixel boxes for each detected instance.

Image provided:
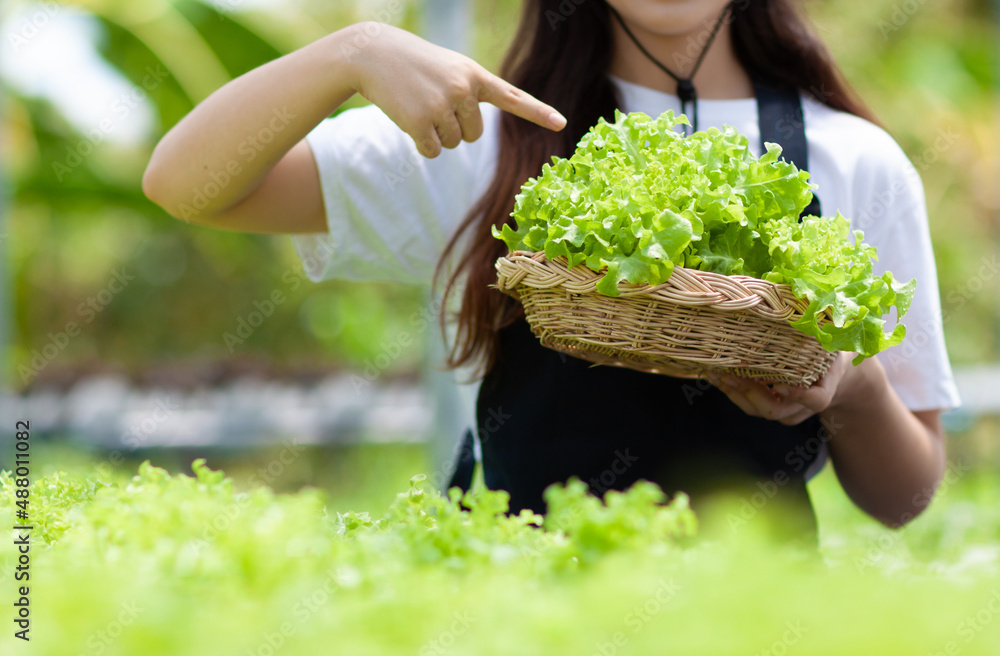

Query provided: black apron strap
[754,82,822,219]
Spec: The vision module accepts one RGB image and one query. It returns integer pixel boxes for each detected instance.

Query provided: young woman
[143,0,960,534]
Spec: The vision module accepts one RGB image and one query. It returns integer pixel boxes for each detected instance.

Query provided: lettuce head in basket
[493,110,916,365]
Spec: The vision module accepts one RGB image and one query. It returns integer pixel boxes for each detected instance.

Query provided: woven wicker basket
[494,250,838,387]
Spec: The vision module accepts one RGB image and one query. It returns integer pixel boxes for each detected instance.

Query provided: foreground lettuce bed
[1,461,999,655]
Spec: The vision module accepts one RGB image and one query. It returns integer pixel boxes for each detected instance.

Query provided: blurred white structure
[421,0,476,487]
[422,0,470,54]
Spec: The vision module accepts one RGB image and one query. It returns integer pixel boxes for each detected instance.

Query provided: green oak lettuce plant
[494,110,915,363]
[2,463,999,655]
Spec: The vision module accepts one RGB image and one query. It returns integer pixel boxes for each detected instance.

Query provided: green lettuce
[494,110,914,364]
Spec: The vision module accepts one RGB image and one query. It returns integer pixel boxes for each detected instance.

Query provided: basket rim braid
[494,250,838,387]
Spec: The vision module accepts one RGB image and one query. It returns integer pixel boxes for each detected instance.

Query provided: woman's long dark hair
[436,0,875,374]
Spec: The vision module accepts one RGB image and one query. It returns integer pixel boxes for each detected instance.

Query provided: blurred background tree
[3,0,428,385]
[1,0,996,445]
[3,0,996,379]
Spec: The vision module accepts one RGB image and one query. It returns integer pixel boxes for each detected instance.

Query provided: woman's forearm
[144,21,564,231]
[142,25,363,220]
[822,357,946,527]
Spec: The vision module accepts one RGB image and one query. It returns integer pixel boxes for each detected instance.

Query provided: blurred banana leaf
[1,0,997,388]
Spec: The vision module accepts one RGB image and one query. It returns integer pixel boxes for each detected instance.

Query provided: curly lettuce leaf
[763,213,915,364]
[495,110,915,363]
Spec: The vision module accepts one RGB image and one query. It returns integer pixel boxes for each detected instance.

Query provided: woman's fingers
[404,61,563,158]
[434,111,463,150]
[739,380,804,421]
[780,353,852,413]
[711,375,816,423]
[708,358,859,425]
[454,96,484,143]
[412,125,443,159]
[415,98,483,156]
[477,70,566,131]
[417,103,480,156]
[777,406,817,426]
[365,29,564,157]
[783,384,832,414]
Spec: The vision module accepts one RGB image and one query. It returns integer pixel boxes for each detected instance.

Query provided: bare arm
[709,354,946,527]
[819,358,945,527]
[143,22,567,234]
[142,28,354,232]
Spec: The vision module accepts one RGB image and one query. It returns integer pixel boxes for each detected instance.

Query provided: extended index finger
[477,70,567,131]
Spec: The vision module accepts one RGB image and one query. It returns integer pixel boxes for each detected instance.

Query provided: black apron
[449,83,825,535]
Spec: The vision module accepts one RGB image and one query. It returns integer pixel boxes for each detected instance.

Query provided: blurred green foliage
[2,0,997,387]
[2,456,1000,655]
[3,6,996,649]
[808,0,1000,365]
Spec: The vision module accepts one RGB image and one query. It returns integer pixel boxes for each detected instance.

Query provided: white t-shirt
[293,75,961,412]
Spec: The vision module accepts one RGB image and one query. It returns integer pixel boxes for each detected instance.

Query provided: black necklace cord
[608,3,733,135]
